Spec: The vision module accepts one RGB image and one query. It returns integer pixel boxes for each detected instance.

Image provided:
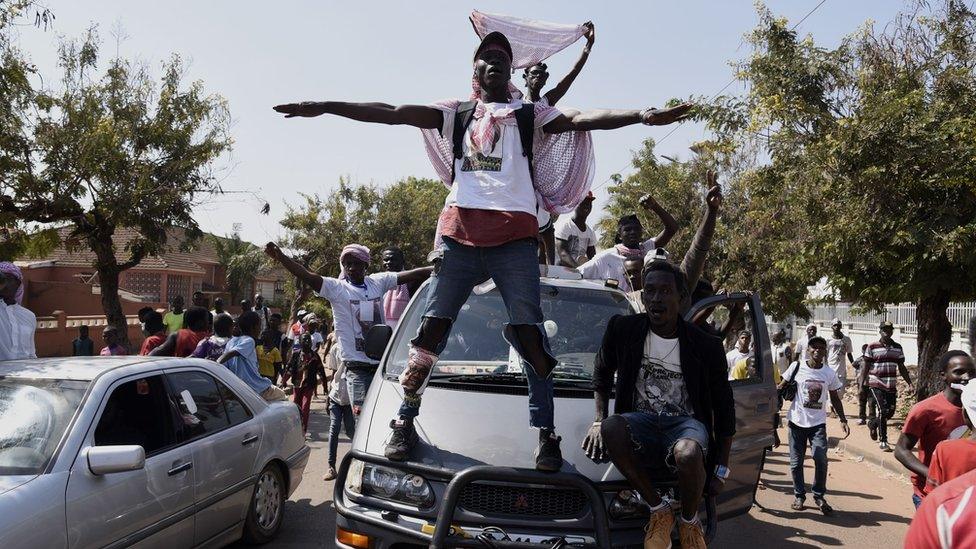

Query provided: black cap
[474,31,513,64]
[879,320,894,330]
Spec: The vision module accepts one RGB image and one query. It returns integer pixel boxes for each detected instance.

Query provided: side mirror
[87,445,146,475]
[364,325,393,361]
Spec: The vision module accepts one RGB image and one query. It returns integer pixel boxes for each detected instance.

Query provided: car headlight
[345,459,435,509]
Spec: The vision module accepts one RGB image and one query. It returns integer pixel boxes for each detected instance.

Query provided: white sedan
[0,356,309,548]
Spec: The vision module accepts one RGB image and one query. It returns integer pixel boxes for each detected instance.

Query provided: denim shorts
[621,412,709,470]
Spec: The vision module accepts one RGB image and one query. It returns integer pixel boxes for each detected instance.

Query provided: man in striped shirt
[858,321,913,451]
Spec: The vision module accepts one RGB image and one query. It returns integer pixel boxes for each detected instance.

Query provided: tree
[212,233,265,304]
[1,27,231,350]
[698,1,976,398]
[278,176,447,317]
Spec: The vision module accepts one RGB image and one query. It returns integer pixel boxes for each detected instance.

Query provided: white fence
[780,302,976,365]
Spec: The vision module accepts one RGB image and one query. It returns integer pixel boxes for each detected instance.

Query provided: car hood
[362,378,624,482]
[0,475,38,496]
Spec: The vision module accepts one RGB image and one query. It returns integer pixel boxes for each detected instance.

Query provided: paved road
[249,405,913,548]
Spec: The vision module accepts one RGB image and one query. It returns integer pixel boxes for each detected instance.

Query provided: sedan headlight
[345,459,435,509]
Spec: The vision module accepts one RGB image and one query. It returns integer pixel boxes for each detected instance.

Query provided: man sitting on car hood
[582,259,735,549]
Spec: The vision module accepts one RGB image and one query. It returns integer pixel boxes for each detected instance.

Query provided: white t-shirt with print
[785,361,843,428]
[577,237,656,293]
[438,100,561,216]
[318,272,399,365]
[635,331,692,417]
[826,335,853,381]
[554,217,596,262]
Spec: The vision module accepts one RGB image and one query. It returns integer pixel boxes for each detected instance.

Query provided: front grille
[458,482,588,519]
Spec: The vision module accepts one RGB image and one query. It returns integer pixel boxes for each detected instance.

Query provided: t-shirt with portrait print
[635,331,692,417]
[784,361,843,428]
[318,272,399,365]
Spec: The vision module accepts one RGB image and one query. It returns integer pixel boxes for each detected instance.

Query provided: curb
[832,437,909,481]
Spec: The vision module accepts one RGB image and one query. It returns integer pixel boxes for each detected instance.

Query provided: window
[94,376,179,455]
[167,371,230,439]
[125,271,162,302]
[166,274,191,304]
[217,380,252,426]
[691,298,767,384]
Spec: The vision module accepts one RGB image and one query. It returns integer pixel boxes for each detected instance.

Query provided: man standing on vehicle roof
[273,31,691,471]
[583,259,735,548]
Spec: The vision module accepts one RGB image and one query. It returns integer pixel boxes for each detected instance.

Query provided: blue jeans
[401,236,556,429]
[620,412,709,470]
[789,422,828,499]
[912,493,922,509]
[344,361,377,409]
[328,399,356,468]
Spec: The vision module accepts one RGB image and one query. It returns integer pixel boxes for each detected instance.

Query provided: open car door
[685,291,777,519]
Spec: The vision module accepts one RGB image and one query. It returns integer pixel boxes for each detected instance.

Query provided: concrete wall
[36,311,146,358]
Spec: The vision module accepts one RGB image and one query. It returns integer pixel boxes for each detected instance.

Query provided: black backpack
[450,100,535,184]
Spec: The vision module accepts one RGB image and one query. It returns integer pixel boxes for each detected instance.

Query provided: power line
[592,0,829,192]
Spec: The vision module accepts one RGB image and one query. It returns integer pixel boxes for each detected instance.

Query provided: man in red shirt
[273,31,690,471]
[905,467,976,548]
[929,377,976,491]
[138,311,167,355]
[895,350,975,508]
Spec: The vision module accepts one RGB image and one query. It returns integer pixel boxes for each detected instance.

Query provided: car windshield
[385,282,634,380]
[0,378,89,475]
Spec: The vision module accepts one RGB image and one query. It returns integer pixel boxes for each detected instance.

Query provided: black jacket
[593,313,736,465]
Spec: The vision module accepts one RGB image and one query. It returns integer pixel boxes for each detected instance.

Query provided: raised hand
[641,103,693,126]
[705,170,723,211]
[583,21,595,46]
[273,102,323,118]
[265,242,283,260]
[639,194,660,211]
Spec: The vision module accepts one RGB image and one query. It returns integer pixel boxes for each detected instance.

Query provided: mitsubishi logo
[513,494,530,510]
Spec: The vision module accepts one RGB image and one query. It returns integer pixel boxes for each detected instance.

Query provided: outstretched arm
[396,266,434,286]
[680,171,723,291]
[265,242,324,294]
[543,22,595,107]
[273,101,442,129]
[543,103,691,133]
[639,194,679,249]
[148,333,178,357]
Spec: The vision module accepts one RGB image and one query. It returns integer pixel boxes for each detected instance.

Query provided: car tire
[243,463,286,544]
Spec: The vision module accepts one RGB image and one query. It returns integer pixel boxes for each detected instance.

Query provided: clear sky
[16,0,905,247]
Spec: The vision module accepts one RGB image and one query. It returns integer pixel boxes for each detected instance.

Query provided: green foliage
[278,176,447,310]
[211,233,266,303]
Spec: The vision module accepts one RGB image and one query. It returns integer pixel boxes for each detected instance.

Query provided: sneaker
[384,418,418,461]
[535,429,563,472]
[322,467,337,481]
[814,497,833,516]
[791,497,805,511]
[868,420,878,441]
[643,506,675,549]
[304,432,312,440]
[856,418,866,426]
[678,518,707,549]
[879,441,892,452]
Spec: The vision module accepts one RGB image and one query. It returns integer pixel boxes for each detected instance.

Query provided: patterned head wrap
[0,262,24,304]
[339,244,371,280]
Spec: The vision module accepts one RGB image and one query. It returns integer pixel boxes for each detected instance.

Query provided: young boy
[72,325,95,356]
[192,313,234,361]
[895,350,975,508]
[163,295,185,334]
[257,329,283,384]
[139,311,167,355]
[323,350,356,482]
[291,333,326,437]
[148,307,211,358]
[928,375,976,487]
[218,311,288,402]
[99,326,127,356]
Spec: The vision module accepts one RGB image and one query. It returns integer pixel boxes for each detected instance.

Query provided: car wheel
[243,463,285,544]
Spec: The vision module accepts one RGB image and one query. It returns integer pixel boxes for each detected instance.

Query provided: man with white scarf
[0,262,36,360]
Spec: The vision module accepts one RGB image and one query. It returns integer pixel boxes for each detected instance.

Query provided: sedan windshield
[386,282,634,380]
[0,378,89,475]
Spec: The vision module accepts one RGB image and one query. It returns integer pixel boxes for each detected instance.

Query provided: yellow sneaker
[678,518,707,549]
[643,506,675,549]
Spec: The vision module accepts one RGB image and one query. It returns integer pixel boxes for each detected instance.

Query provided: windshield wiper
[428,372,526,383]
[551,371,593,384]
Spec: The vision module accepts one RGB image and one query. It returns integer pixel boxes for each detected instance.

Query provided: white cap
[806,323,817,330]
[831,318,842,326]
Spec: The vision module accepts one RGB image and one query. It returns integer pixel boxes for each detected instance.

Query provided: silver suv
[333,270,775,548]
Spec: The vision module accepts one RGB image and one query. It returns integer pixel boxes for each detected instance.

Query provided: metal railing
[809,301,976,335]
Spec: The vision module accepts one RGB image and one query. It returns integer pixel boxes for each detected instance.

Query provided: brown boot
[643,506,675,549]
[678,518,707,549]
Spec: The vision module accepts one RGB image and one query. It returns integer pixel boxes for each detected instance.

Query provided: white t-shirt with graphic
[554,217,596,262]
[439,100,561,216]
[826,335,853,382]
[784,361,843,428]
[635,331,692,417]
[318,272,399,365]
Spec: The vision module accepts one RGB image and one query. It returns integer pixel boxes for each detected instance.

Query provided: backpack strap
[451,101,478,183]
[514,103,535,183]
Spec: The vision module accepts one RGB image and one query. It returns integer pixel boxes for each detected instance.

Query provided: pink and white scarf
[469,10,587,69]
